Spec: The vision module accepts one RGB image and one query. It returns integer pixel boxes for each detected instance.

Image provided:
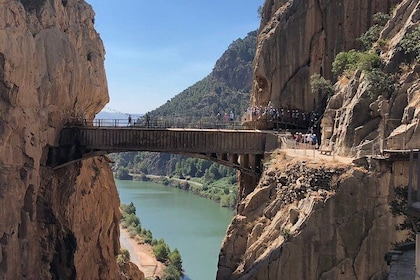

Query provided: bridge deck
[49,125,280,176]
[58,127,268,155]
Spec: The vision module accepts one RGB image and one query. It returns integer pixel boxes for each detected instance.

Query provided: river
[116,179,234,280]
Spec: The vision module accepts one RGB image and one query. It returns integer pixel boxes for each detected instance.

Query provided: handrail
[64,118,252,130]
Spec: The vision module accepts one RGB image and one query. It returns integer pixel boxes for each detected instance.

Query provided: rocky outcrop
[217,153,402,279]
[0,0,123,278]
[250,0,399,112]
[321,0,420,156]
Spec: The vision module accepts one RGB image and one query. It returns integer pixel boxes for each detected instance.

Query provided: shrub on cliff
[331,50,395,99]
[310,74,334,98]
[357,12,390,50]
[169,249,183,272]
[365,68,396,99]
[121,202,136,215]
[116,249,130,264]
[400,25,420,62]
[332,50,382,78]
[154,241,170,262]
[153,240,170,263]
[162,264,182,280]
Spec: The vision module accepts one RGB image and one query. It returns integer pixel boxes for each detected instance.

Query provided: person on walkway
[145,113,150,128]
[312,134,318,146]
[128,115,132,126]
[224,112,229,122]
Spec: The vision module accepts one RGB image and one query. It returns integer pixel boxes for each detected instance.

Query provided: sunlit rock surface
[0,0,126,278]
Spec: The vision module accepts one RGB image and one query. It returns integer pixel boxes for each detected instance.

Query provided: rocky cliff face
[321,0,420,156]
[218,0,419,279]
[251,0,399,112]
[0,0,126,278]
[218,153,403,279]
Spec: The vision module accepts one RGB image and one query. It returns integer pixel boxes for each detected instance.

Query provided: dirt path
[119,226,165,279]
[283,148,354,165]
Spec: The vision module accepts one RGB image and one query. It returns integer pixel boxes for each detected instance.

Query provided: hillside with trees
[148,30,257,121]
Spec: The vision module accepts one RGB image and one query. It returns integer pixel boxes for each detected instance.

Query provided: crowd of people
[216,111,235,122]
[243,103,320,129]
[294,132,318,146]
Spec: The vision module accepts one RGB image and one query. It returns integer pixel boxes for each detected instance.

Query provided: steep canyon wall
[321,0,420,156]
[218,0,419,279]
[251,0,399,112]
[218,154,402,279]
[0,0,124,278]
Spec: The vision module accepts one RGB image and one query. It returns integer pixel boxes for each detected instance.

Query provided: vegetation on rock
[116,249,131,265]
[310,74,334,99]
[357,13,390,50]
[400,25,420,62]
[332,50,382,78]
[331,50,396,99]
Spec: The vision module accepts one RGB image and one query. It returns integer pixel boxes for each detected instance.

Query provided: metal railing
[64,118,252,130]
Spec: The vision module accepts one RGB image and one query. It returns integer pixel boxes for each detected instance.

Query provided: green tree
[357,13,390,49]
[169,248,183,272]
[310,74,334,98]
[121,202,136,215]
[332,50,361,77]
[400,26,420,61]
[162,264,182,280]
[116,167,132,180]
[121,213,140,228]
[365,68,395,99]
[141,229,153,244]
[332,50,382,78]
[153,240,170,262]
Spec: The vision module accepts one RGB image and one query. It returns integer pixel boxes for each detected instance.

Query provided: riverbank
[130,174,238,209]
[117,179,234,280]
[119,226,165,279]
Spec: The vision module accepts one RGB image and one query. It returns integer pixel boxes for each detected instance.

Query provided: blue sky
[87,0,262,115]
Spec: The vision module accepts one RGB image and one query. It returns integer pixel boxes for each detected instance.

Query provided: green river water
[116,179,234,280]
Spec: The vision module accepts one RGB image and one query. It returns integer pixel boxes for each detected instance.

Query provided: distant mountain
[148,30,257,122]
[96,111,142,120]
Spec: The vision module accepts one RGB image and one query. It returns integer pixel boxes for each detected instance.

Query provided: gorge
[0,0,419,280]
